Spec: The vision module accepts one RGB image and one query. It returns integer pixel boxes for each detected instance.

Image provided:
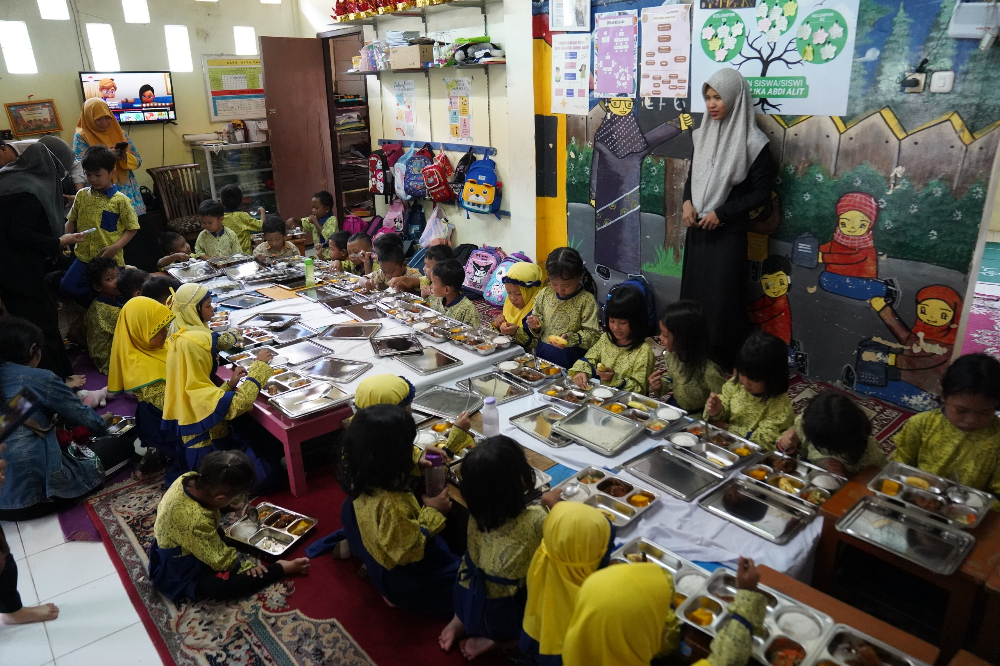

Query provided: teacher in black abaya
[679,68,774,370]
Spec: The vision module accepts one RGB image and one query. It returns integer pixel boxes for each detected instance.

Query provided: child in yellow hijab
[520,502,614,666]
[493,262,543,348]
[168,283,240,363]
[562,558,767,666]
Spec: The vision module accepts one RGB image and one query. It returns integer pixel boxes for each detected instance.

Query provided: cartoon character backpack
[422,152,455,202]
[460,158,502,219]
[383,198,406,233]
[368,149,392,201]
[462,245,507,296]
[393,147,416,201]
[450,147,477,198]
[482,252,531,308]
[402,144,435,199]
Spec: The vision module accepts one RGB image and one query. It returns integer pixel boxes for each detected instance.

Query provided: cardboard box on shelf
[389,45,434,70]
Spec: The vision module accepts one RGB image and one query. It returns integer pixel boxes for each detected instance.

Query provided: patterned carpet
[961,292,1000,360]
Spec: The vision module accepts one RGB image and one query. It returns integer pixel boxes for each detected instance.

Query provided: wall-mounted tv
[79,71,176,124]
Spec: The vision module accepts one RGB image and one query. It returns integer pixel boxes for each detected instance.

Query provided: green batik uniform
[222,211,262,254]
[794,414,887,476]
[528,286,601,350]
[430,294,481,328]
[712,378,794,451]
[652,352,727,417]
[570,336,656,394]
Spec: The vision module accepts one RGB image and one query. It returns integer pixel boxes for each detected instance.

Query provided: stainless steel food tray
[835,495,976,575]
[868,461,992,530]
[455,372,532,405]
[393,347,464,376]
[225,502,317,556]
[279,340,331,366]
[537,378,608,409]
[671,421,762,469]
[167,261,221,283]
[370,334,423,357]
[236,312,301,330]
[270,322,318,347]
[509,405,574,448]
[219,294,273,309]
[317,322,382,341]
[552,466,660,528]
[268,381,354,419]
[594,391,691,438]
[340,302,382,321]
[742,452,847,508]
[262,371,317,397]
[805,623,932,666]
[105,415,135,437]
[699,478,818,545]
[610,538,708,580]
[205,254,251,268]
[621,445,727,502]
[496,354,565,386]
[551,404,647,457]
[224,262,265,281]
[412,386,484,420]
[298,356,372,384]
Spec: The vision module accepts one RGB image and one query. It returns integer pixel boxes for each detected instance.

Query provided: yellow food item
[600,510,616,522]
[881,479,901,496]
[545,389,559,396]
[432,422,451,433]
[778,478,800,494]
[748,468,768,481]
[628,494,651,507]
[673,593,687,608]
[607,404,626,414]
[288,521,311,536]
[905,476,931,491]
[627,401,648,411]
[689,608,715,626]
[626,553,644,563]
[547,335,568,347]
[733,447,750,457]
[597,363,609,372]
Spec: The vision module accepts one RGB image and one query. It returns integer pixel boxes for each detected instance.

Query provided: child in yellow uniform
[287,191,338,260]
[347,232,377,275]
[430,259,481,328]
[891,353,1000,499]
[648,300,726,417]
[526,247,600,367]
[705,332,794,451]
[83,257,123,375]
[252,216,301,262]
[391,244,453,294]
[492,262,542,348]
[570,285,655,394]
[327,231,356,273]
[362,242,421,291]
[156,232,192,269]
[194,200,242,259]
[219,184,263,254]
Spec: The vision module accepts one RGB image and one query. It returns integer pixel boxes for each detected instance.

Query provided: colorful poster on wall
[593,10,639,99]
[639,5,691,99]
[690,0,858,116]
[202,56,265,122]
[444,77,473,142]
[551,34,591,115]
[392,79,416,139]
[549,0,590,32]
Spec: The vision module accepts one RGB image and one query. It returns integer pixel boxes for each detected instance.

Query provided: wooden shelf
[345,62,504,76]
[320,0,502,27]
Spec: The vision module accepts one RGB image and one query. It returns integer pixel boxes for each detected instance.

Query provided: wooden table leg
[812,514,841,594]
[937,577,978,665]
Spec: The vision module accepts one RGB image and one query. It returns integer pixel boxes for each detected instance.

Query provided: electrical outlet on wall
[903,72,926,93]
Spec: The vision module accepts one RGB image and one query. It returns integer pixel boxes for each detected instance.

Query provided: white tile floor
[1,515,163,666]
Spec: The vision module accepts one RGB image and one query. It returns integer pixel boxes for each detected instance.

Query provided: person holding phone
[72,98,145,217]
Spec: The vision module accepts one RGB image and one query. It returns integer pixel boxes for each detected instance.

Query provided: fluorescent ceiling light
[165,25,194,72]
[86,23,121,71]
[0,21,39,73]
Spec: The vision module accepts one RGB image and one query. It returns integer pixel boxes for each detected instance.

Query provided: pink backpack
[383,198,406,233]
[342,215,367,235]
[462,245,506,296]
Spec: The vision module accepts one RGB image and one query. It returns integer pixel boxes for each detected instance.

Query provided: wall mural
[533,0,1000,410]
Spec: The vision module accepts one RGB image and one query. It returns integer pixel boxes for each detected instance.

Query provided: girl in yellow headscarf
[520,502,614,666]
[73,98,145,215]
[168,283,241,366]
[562,558,767,666]
[493,262,543,348]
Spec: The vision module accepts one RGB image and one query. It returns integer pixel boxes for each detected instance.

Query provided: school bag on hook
[422,152,455,202]
[393,147,416,201]
[450,147,477,198]
[462,245,507,297]
[460,157,502,219]
[402,144,435,199]
[483,252,531,308]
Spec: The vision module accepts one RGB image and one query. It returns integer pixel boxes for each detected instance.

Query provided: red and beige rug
[961,292,1000,360]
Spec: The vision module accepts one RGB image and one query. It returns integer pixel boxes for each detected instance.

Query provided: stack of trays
[668,421,762,469]
[225,503,317,556]
[551,466,659,527]
[742,453,846,507]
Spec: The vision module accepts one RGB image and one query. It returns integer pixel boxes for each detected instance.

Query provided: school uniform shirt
[528,286,601,350]
[570,336,655,394]
[409,426,476,474]
[300,214,339,261]
[195,226,242,259]
[366,266,422,291]
[252,240,301,261]
[652,352,727,416]
[430,294,482,328]
[181,360,272,449]
[793,414,887,476]
[222,211,262,254]
[891,410,1000,496]
[354,488,446,570]
[459,506,547,599]
[84,297,122,375]
[67,186,140,265]
[713,378,795,451]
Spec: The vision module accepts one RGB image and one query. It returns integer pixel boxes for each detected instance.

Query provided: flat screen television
[79,71,176,124]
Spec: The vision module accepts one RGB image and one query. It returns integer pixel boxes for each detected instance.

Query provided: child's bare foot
[1,603,60,624]
[439,614,465,652]
[460,637,497,660]
[65,375,86,389]
[278,558,310,575]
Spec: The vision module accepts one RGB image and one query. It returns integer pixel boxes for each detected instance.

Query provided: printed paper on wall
[639,5,691,99]
[593,10,639,99]
[392,79,416,139]
[444,77,473,142]
[552,33,592,115]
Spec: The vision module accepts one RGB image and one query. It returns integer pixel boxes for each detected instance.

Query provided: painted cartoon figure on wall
[844,284,963,410]
[589,97,691,274]
[748,254,808,373]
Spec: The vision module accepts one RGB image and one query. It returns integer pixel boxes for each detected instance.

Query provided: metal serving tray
[835,495,976,575]
[262,371,316,397]
[298,356,372,384]
[551,404,647,457]
[496,354,565,386]
[551,466,660,528]
[538,378,608,409]
[268,381,354,419]
[455,372,532,405]
[393,347,464,376]
[412,386,484,420]
[279,340,331,366]
[671,421,762,468]
[808,624,932,666]
[225,502,317,556]
[238,329,280,348]
[317,322,382,341]
[205,254,251,269]
[167,261,221,283]
[742,453,847,508]
[224,262,265,281]
[509,405,574,448]
[105,415,135,437]
[236,312,301,330]
[222,346,283,365]
[868,461,992,530]
[340,302,382,321]
[370,334,423,357]
[271,322,318,347]
[621,445,727,502]
[609,539,708,592]
[597,392,691,438]
[219,294,273,309]
[699,478,818,545]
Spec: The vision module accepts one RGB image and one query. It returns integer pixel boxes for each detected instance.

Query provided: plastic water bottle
[424,449,447,497]
[481,396,500,438]
[304,257,315,287]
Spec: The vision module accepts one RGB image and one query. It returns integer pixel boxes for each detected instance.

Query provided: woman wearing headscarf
[519,502,614,666]
[494,262,543,348]
[0,142,85,379]
[73,98,145,216]
[680,69,775,370]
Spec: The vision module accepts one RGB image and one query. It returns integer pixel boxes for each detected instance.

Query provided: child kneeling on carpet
[335,404,459,616]
[440,436,560,660]
[149,450,309,602]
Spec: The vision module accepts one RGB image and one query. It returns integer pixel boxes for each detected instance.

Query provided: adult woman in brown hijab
[72,98,145,216]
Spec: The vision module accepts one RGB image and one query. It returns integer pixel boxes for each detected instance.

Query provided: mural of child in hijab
[844,284,963,410]
[748,255,808,373]
[589,97,690,274]
[816,192,900,306]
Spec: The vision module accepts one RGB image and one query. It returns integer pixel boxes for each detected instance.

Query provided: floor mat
[961,292,1000,360]
[977,242,1000,284]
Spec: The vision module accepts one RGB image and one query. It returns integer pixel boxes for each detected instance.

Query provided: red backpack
[369,143,404,203]
[422,152,455,202]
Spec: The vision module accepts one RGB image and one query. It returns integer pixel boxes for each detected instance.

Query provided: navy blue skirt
[148,538,210,602]
[534,341,587,369]
[453,552,526,642]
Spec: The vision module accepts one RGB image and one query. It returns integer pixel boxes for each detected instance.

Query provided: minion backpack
[460,157,502,219]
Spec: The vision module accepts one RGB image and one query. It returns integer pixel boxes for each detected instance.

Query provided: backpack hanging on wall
[423,152,456,202]
[460,158,503,219]
[368,150,392,202]
[402,144,435,199]
[383,198,407,234]
[450,148,477,198]
[342,214,368,235]
[365,215,385,236]
[404,202,427,242]
[393,148,416,201]
[482,252,532,308]
[462,245,507,297]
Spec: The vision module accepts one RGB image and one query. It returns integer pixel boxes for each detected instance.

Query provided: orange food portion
[748,468,767,481]
[673,593,687,608]
[733,447,750,457]
[628,493,652,507]
[607,404,625,414]
[688,608,715,626]
[881,479,901,496]
[432,422,451,433]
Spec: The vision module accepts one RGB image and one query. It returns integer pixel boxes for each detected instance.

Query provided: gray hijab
[690,68,769,216]
[0,141,69,237]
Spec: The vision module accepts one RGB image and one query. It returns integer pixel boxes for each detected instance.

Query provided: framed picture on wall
[4,100,62,137]
[550,0,591,32]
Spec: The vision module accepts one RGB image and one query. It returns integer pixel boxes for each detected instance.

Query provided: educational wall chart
[690,0,858,115]
[444,78,473,142]
[551,33,591,115]
[392,79,416,139]
[549,0,590,32]
[639,5,691,99]
[593,10,639,98]
[202,56,265,122]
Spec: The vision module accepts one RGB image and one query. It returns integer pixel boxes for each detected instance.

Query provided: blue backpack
[404,203,426,243]
[604,277,657,339]
[460,158,502,219]
[483,252,531,308]
[402,144,435,199]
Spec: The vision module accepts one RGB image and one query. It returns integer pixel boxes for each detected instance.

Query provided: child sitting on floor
[149,451,309,602]
[526,247,601,368]
[253,215,301,263]
[390,244,453,294]
[116,267,148,301]
[648,300,726,417]
[492,262,542,348]
[194,200,242,259]
[361,242,421,292]
[336,404,459,616]
[327,230,355,273]
[84,256,123,375]
[347,232,376,275]
[891,353,1000,499]
[570,285,655,394]
[220,184,263,255]
[157,231,192,269]
[429,259,481,328]
[287,191,338,261]
[704,331,795,451]
[140,274,181,305]
[440,436,560,660]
